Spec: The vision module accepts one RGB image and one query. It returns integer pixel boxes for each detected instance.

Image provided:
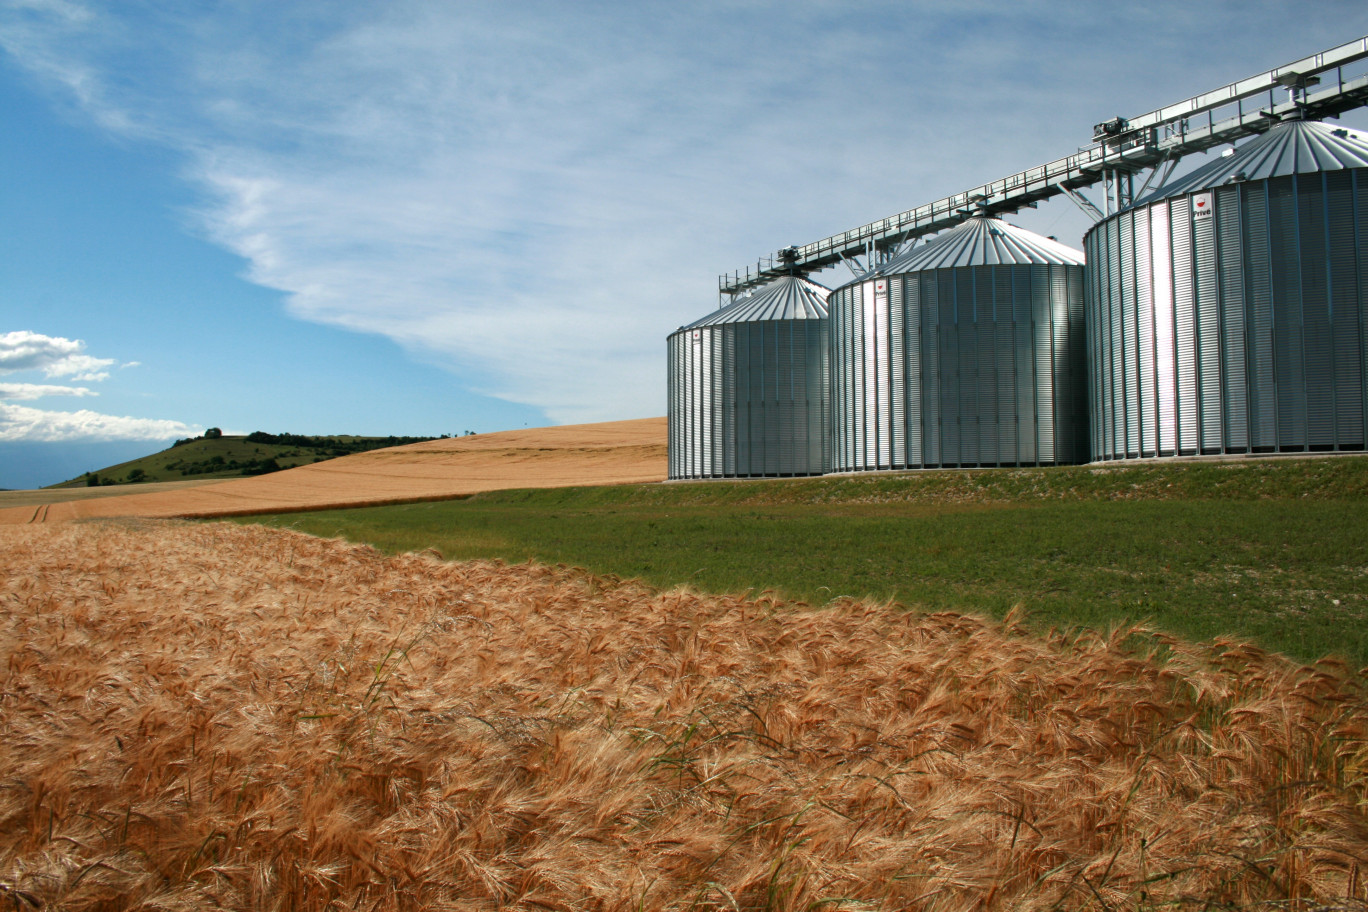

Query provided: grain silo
[1084,116,1368,460]
[828,216,1088,471]
[667,274,831,479]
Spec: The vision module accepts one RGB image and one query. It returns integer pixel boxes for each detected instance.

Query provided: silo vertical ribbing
[1084,118,1368,459]
[667,275,831,479]
[828,217,1088,470]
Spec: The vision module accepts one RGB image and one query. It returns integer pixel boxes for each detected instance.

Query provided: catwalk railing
[720,35,1368,296]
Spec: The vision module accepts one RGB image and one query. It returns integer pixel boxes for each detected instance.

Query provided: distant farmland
[2,519,1366,909]
[0,418,668,524]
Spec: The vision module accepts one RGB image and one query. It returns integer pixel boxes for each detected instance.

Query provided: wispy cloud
[0,402,195,442]
[3,2,1366,424]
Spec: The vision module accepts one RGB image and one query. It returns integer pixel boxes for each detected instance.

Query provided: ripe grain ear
[1,519,1365,909]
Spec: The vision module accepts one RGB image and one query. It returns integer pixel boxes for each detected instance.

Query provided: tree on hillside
[204,428,222,439]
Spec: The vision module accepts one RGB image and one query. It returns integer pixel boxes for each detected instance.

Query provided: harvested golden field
[0,418,666,525]
[3,520,1367,910]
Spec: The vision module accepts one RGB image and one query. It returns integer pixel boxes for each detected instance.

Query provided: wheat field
[2,519,1366,910]
[0,418,667,525]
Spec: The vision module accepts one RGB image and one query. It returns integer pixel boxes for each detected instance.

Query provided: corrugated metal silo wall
[830,266,1087,471]
[667,319,831,479]
[1084,170,1368,460]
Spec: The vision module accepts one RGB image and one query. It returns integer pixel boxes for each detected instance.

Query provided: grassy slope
[47,435,418,488]
[48,437,323,486]
[238,455,1368,667]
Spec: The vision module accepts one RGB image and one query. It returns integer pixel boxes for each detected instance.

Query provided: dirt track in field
[0,417,666,524]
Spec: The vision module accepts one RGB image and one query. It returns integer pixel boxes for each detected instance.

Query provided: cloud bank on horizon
[0,331,197,442]
[0,402,197,443]
[2,2,1367,439]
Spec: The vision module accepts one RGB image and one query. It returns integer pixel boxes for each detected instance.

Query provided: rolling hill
[0,418,668,524]
[46,431,446,488]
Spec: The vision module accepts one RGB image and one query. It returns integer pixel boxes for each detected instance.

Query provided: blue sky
[2,1,1367,488]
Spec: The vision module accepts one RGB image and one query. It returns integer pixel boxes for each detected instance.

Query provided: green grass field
[235,456,1368,666]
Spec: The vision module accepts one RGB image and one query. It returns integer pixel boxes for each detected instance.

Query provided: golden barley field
[0,418,666,525]
[2,519,1367,911]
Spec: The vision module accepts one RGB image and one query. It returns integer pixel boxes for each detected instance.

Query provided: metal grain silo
[1085,117,1368,460]
[667,274,831,479]
[829,216,1088,471]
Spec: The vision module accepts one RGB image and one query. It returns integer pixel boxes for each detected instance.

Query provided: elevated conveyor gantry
[720,35,1368,298]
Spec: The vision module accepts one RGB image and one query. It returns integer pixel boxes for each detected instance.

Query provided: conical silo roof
[1132,118,1368,206]
[683,274,829,329]
[876,216,1085,274]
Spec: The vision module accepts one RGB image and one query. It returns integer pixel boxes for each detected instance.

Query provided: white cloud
[0,331,115,380]
[0,402,196,443]
[0,334,181,440]
[0,382,96,400]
